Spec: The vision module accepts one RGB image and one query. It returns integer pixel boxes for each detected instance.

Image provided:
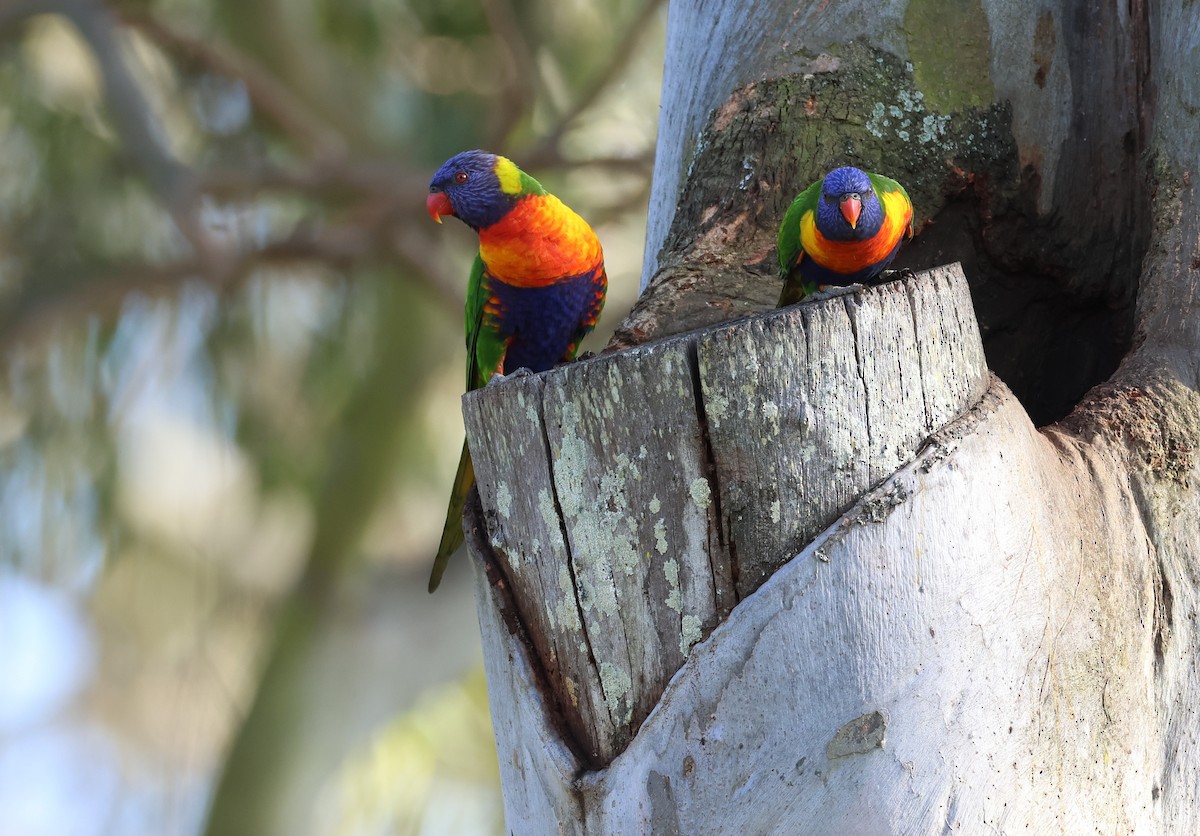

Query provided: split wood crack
[464,262,986,765]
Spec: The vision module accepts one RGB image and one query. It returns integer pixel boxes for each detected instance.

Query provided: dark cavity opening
[895,197,1138,428]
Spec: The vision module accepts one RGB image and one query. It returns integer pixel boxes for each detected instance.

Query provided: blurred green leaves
[0,0,662,832]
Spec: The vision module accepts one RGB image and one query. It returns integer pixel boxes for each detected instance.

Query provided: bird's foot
[878,267,916,284]
[551,351,598,371]
[806,284,862,302]
[487,367,534,386]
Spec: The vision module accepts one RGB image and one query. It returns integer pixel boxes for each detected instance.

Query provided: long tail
[429,439,475,592]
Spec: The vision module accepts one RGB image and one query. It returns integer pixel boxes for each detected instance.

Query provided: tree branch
[194,160,426,203]
[61,0,187,200]
[117,9,347,160]
[524,0,666,162]
[0,0,649,355]
[0,0,64,30]
[0,216,461,357]
[482,0,540,148]
[37,0,229,274]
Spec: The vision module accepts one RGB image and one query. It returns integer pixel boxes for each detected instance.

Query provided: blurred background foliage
[0,0,663,833]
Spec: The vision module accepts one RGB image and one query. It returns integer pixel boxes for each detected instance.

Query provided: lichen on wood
[615,41,1015,352]
[465,264,986,764]
[474,371,1192,833]
[469,0,1200,828]
[623,19,1149,426]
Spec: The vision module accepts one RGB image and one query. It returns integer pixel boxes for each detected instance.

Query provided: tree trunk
[466,265,983,765]
[466,0,1200,831]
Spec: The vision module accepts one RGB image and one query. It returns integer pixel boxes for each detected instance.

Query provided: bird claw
[878,267,916,284]
[550,352,595,371]
[806,284,862,302]
[487,367,534,386]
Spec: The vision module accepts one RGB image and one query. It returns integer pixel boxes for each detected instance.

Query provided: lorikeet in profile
[426,150,607,591]
[777,166,914,306]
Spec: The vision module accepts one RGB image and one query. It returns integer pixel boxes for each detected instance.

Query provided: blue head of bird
[427,150,516,231]
[816,166,884,241]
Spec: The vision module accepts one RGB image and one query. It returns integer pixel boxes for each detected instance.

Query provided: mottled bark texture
[466,0,1200,831]
[622,0,1153,427]
[466,266,983,765]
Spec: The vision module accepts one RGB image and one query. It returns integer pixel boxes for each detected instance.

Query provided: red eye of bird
[454,171,469,184]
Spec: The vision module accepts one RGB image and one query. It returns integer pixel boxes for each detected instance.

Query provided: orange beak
[839,195,861,229]
[427,191,453,224]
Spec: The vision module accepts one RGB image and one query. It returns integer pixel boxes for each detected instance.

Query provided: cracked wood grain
[697,264,986,597]
[461,371,616,763]
[465,338,727,764]
[464,264,986,766]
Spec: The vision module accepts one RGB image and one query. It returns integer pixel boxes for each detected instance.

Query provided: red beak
[427,191,453,224]
[839,195,861,229]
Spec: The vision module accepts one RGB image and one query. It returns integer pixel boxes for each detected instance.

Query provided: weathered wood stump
[471,372,1171,833]
[463,263,987,769]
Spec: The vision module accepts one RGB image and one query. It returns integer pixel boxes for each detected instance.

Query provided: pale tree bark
[464,0,1200,832]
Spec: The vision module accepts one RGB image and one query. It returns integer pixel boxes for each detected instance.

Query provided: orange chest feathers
[478,195,603,287]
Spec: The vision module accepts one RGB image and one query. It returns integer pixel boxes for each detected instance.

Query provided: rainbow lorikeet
[777,166,914,306]
[426,150,607,592]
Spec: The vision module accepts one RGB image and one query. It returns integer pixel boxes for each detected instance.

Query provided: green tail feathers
[428,440,476,592]
[778,274,816,307]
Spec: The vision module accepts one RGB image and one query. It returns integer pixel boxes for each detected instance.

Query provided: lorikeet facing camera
[426,150,607,591]
[777,166,914,306]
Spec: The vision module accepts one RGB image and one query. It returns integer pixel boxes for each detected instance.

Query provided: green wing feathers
[865,170,910,201]
[429,439,475,592]
[464,255,508,391]
[866,171,915,238]
[432,256,509,592]
[777,179,820,305]
[777,179,819,277]
[464,255,485,390]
